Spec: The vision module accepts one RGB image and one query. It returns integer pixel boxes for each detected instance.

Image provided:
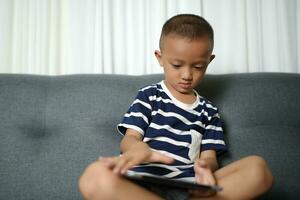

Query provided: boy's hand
[194,159,216,185]
[99,142,174,175]
[191,159,217,197]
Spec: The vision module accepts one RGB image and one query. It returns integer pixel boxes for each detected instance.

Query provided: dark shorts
[137,182,190,200]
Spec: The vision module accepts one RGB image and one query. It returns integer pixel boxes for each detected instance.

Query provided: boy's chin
[177,88,194,95]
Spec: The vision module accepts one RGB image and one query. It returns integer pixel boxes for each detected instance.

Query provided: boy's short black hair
[159,14,214,51]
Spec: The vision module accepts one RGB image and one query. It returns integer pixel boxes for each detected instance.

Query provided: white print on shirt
[188,129,202,162]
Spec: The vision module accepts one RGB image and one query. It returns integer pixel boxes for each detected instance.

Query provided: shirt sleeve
[201,108,227,154]
[117,90,152,137]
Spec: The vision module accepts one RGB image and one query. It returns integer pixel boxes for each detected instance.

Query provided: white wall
[0,0,299,75]
[0,0,12,72]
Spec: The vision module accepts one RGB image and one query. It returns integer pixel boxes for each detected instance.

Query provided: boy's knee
[246,155,274,189]
[79,161,117,199]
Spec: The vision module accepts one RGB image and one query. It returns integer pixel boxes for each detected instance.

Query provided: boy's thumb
[161,154,175,164]
[152,152,174,164]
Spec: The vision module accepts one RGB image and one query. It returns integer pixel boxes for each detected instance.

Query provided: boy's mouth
[178,82,192,89]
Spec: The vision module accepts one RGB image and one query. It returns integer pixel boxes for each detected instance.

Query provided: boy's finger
[113,156,129,174]
[99,157,120,169]
[99,157,116,164]
[121,160,137,174]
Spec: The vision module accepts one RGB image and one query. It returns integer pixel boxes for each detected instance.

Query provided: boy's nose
[182,67,193,81]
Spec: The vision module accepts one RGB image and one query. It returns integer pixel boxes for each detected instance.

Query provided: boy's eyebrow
[192,60,208,65]
[169,58,208,64]
[169,58,184,63]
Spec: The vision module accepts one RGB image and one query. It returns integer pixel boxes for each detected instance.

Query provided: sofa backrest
[0,73,299,199]
[197,73,300,199]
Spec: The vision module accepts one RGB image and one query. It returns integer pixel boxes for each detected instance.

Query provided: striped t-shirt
[117,81,226,182]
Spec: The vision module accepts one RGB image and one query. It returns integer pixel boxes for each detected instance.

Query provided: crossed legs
[79,155,274,200]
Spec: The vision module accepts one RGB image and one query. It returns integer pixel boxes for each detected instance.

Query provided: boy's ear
[154,50,163,66]
[209,54,215,63]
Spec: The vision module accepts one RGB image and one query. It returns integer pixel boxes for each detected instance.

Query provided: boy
[79,14,274,200]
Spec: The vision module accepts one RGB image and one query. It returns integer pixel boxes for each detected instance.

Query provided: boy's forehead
[161,34,213,55]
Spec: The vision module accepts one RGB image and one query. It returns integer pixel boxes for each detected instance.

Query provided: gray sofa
[0,73,299,200]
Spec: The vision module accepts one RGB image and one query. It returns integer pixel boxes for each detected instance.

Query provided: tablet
[123,171,222,193]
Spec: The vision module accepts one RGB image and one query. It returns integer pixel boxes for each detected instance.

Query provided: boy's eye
[172,64,181,68]
[194,64,206,69]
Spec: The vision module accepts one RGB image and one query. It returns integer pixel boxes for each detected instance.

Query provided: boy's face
[155,35,215,96]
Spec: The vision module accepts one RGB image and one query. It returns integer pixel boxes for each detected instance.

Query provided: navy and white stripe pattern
[117,81,226,181]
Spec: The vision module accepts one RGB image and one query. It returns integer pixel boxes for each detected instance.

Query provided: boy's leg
[79,161,163,200]
[190,155,274,200]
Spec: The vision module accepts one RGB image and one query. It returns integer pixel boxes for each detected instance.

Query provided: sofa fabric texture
[0,73,299,200]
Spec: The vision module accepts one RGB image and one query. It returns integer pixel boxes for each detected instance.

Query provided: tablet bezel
[123,171,222,192]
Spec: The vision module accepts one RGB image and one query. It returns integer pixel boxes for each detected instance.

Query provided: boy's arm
[119,128,144,153]
[100,128,174,175]
[199,150,218,172]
